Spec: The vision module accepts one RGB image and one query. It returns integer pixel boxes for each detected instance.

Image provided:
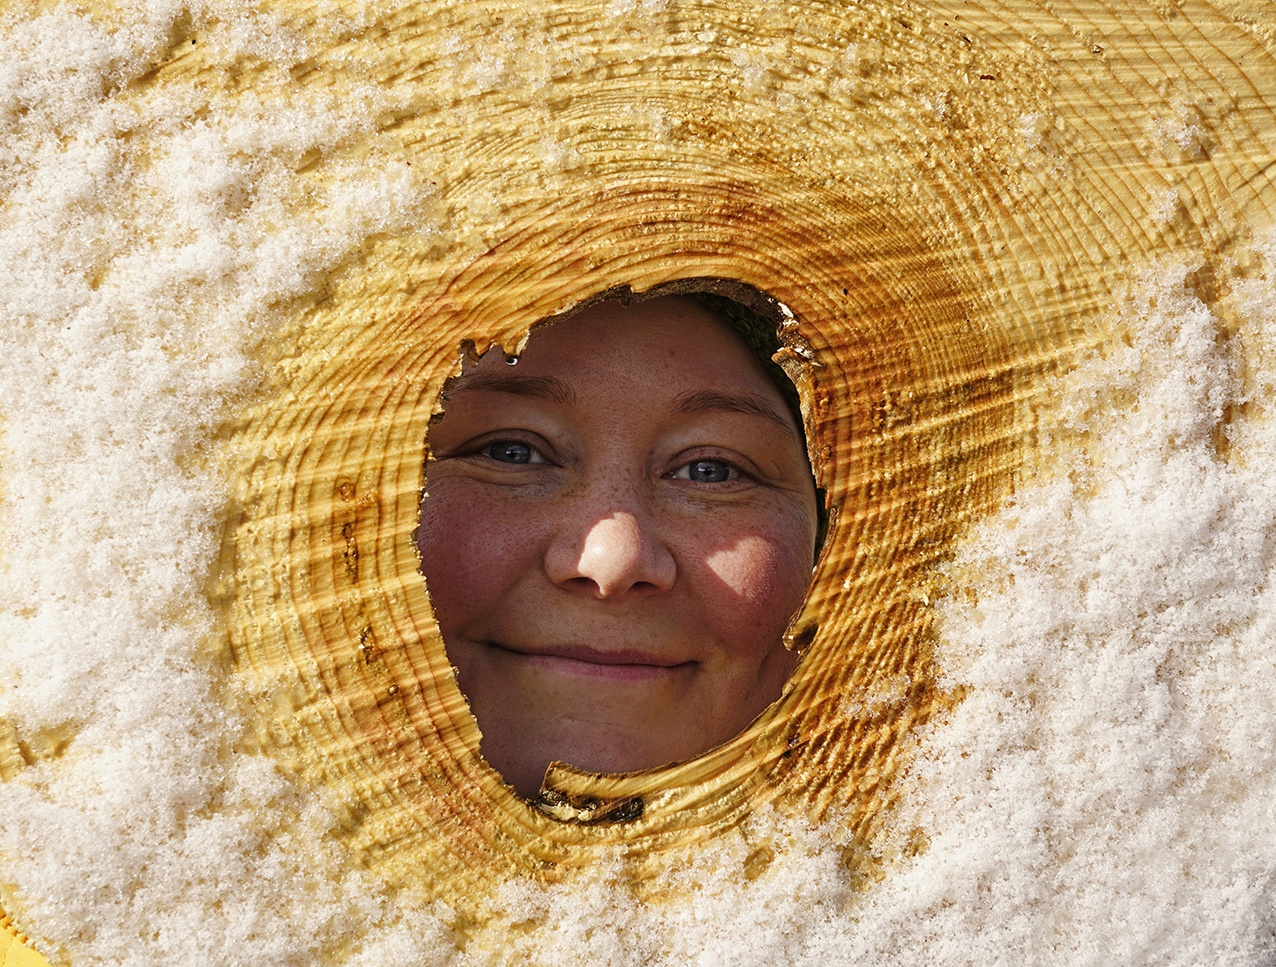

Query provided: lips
[487,641,692,679]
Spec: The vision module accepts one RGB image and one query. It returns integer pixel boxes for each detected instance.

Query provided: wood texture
[215,0,1276,910]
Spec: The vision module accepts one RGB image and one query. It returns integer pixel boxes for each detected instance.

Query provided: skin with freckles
[417,296,819,799]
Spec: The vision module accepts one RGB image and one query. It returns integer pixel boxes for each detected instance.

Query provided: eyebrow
[444,371,578,406]
[671,389,797,434]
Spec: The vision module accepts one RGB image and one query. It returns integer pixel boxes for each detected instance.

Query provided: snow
[1,2,1273,964]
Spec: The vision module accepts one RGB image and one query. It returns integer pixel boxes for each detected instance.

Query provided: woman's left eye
[480,440,545,464]
[670,458,737,483]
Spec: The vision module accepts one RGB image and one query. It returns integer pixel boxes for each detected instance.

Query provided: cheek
[702,528,812,631]
[417,484,536,631]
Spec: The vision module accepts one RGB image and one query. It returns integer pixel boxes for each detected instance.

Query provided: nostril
[551,512,675,597]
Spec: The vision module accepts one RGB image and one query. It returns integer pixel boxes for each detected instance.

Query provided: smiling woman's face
[418,295,819,798]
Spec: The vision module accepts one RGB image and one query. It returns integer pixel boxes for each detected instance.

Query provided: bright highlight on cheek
[705,538,784,606]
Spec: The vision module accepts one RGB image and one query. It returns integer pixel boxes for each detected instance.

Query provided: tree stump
[2,0,1274,962]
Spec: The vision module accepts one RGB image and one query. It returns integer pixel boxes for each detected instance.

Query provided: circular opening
[417,285,824,799]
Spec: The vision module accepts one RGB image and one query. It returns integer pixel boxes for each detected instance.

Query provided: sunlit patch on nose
[575,512,665,593]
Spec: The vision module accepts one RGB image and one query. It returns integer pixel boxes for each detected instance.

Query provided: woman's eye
[672,458,737,483]
[480,440,544,464]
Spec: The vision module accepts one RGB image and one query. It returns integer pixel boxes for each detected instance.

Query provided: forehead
[466,296,780,398]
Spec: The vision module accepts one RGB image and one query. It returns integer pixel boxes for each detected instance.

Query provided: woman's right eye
[479,440,545,464]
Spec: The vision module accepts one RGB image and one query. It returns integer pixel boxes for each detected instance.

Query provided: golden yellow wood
[203,0,1276,915]
[0,917,50,967]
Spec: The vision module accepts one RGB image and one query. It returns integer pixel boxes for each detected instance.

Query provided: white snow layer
[1,3,1274,965]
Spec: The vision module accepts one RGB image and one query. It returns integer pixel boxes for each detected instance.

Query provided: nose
[544,509,676,598]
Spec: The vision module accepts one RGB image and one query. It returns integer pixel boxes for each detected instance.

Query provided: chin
[492,731,692,798]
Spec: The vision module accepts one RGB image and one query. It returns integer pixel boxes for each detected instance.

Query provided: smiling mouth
[487,642,693,679]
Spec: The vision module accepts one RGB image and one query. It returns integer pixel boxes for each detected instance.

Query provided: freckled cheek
[703,532,812,627]
[418,484,546,632]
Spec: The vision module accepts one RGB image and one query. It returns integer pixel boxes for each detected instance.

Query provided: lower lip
[493,646,689,681]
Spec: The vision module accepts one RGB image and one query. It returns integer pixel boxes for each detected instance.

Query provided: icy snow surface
[1,2,1273,965]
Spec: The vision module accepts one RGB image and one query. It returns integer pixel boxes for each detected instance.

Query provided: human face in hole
[418,296,819,799]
